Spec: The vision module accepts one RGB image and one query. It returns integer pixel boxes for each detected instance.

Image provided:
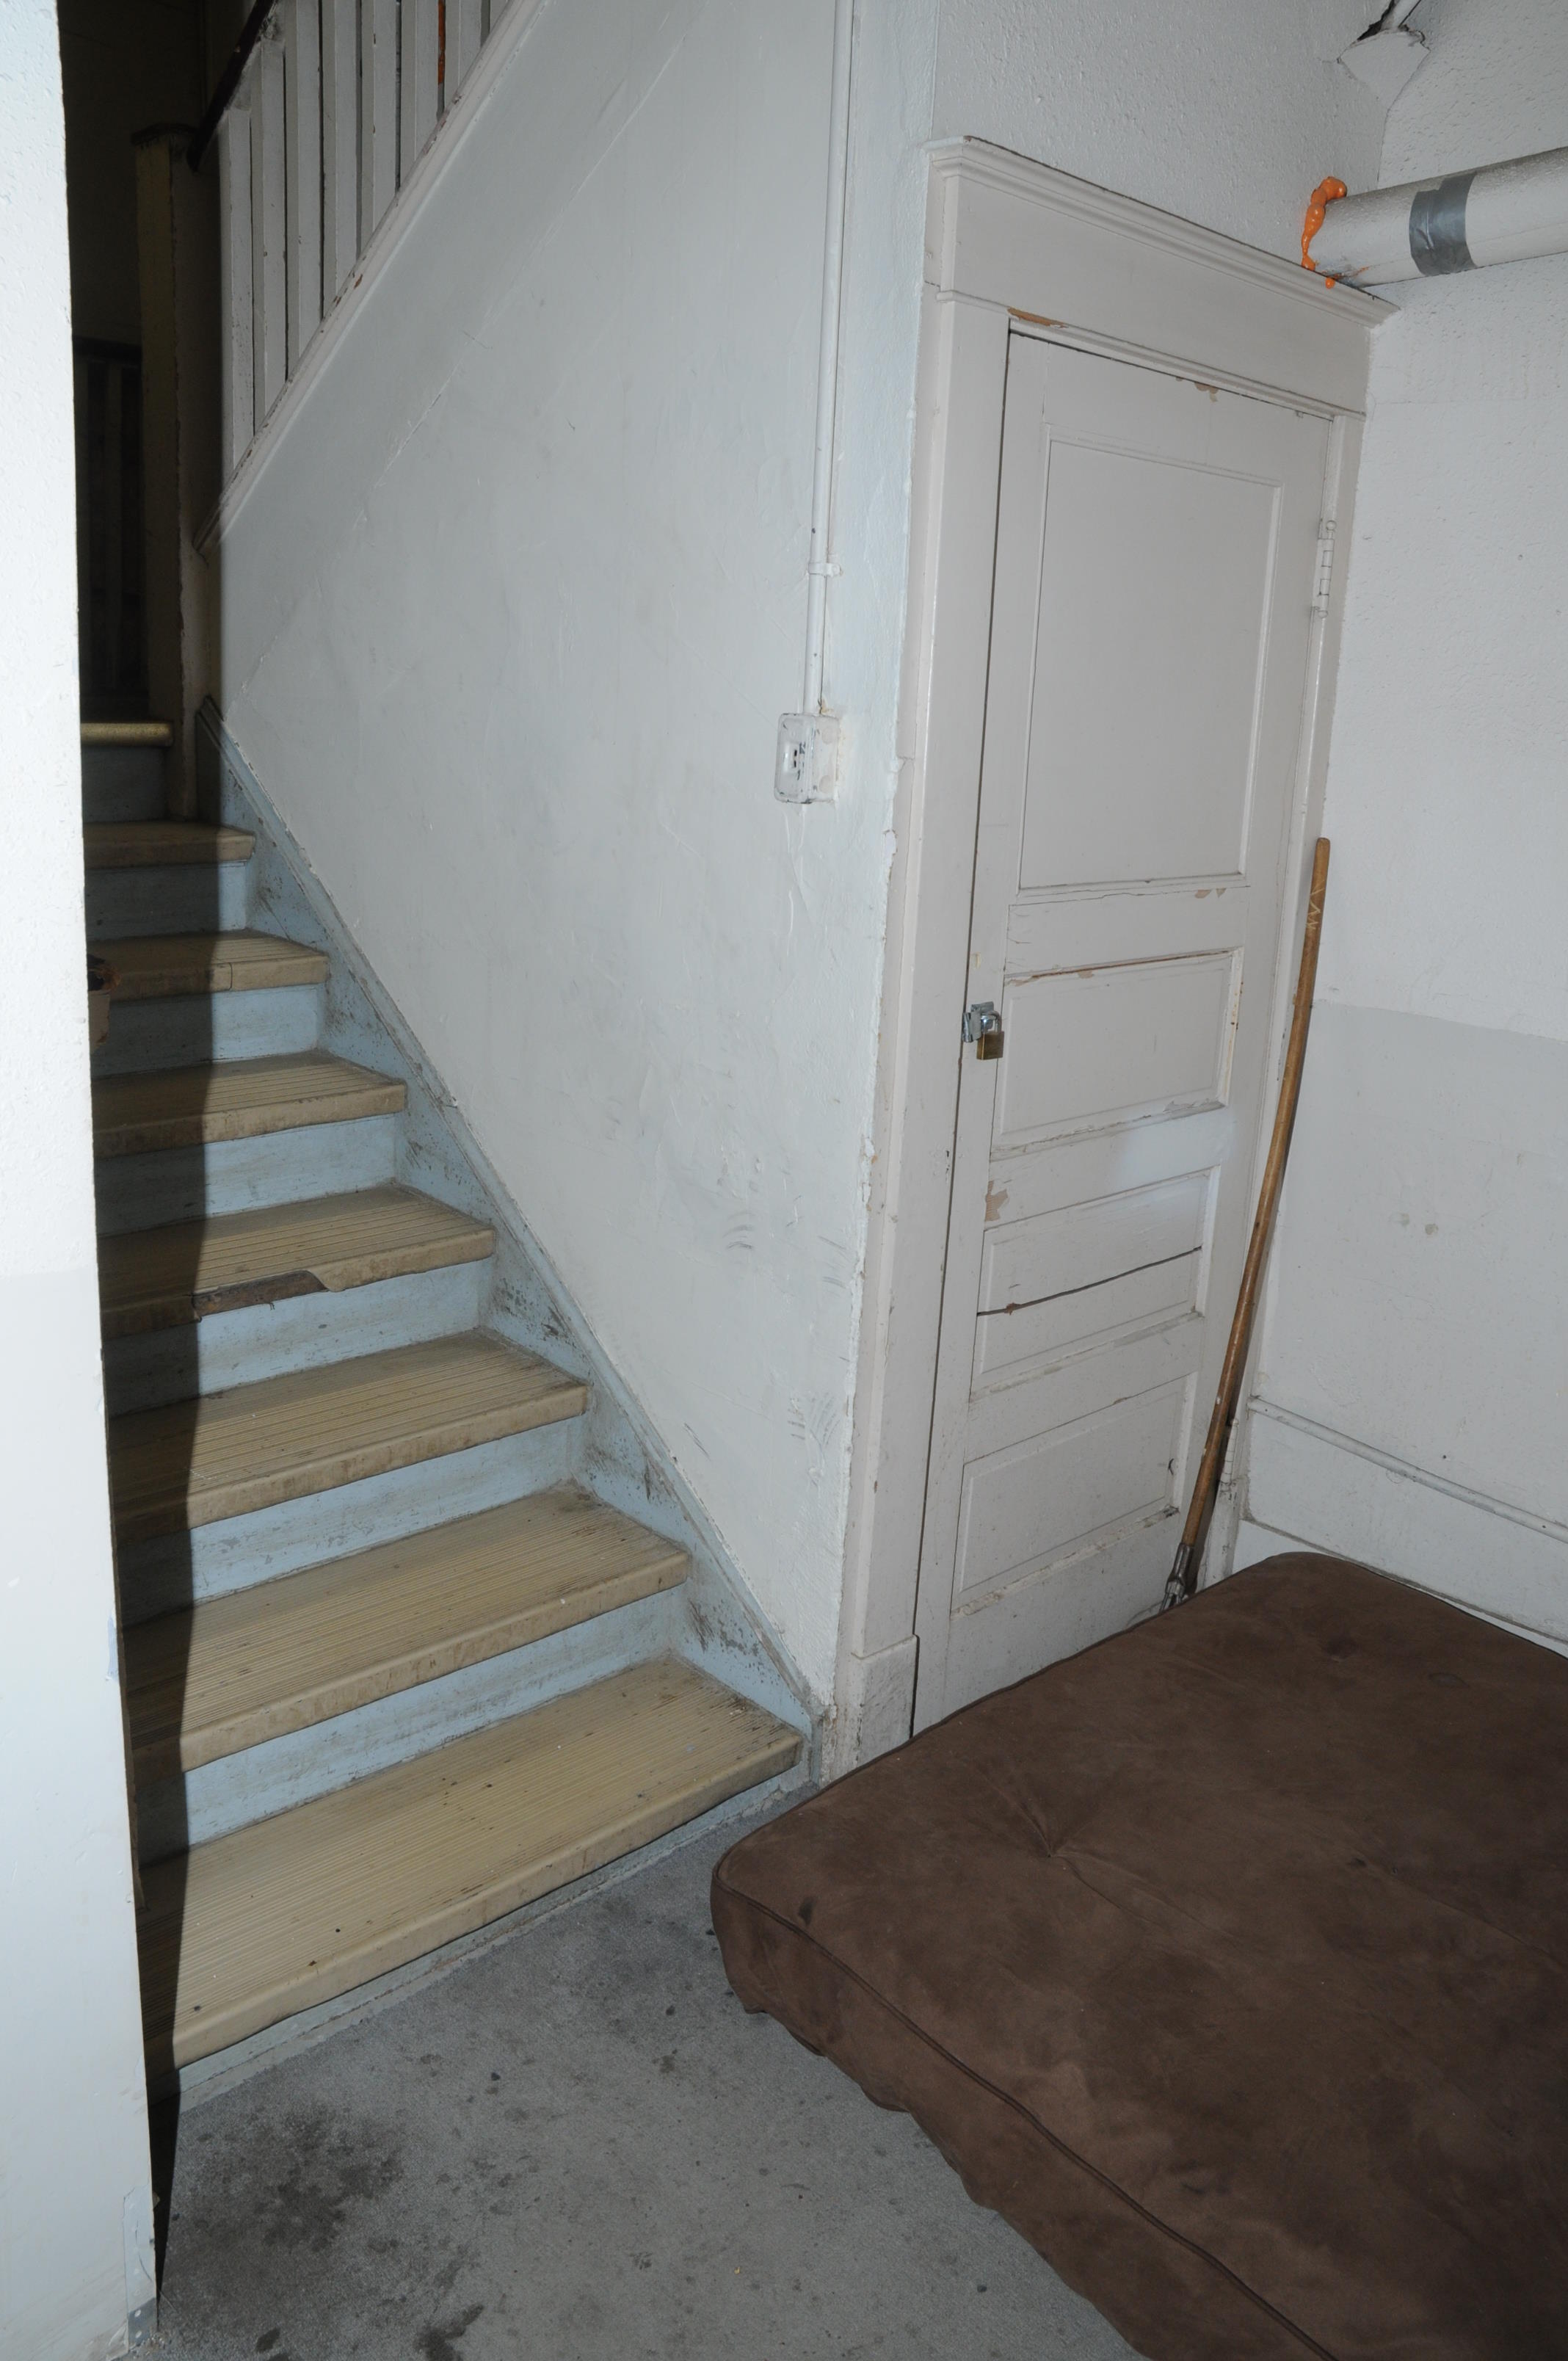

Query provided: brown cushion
[712,1554,1568,2359]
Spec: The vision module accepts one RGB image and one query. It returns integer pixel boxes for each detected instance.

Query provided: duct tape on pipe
[1409,173,1476,275]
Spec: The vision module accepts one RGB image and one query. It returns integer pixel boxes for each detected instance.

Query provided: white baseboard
[1245,1399,1568,1653]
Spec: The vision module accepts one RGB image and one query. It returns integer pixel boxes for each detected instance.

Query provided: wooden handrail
[188,0,279,172]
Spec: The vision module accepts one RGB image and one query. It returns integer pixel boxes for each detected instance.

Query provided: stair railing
[197,0,509,483]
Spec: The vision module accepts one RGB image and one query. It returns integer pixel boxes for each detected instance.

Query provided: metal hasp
[962,1001,1005,1061]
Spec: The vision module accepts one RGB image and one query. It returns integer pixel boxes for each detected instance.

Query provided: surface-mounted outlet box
[774,711,840,804]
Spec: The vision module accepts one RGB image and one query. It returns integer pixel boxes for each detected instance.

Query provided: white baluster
[321,0,359,302]
[250,27,288,422]
[360,0,399,239]
[449,0,483,100]
[400,0,440,177]
[217,103,255,476]
[283,0,322,371]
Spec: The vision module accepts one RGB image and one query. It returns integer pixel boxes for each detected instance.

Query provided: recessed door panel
[972,1169,1212,1387]
[994,951,1240,1147]
[913,331,1331,1728]
[954,1382,1187,1604]
[1020,441,1277,889]
[972,1252,1202,1387]
[979,1171,1212,1312]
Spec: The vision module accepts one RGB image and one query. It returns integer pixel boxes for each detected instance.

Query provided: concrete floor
[148,1810,1140,2361]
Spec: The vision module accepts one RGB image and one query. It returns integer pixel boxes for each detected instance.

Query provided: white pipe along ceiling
[1308,145,1568,286]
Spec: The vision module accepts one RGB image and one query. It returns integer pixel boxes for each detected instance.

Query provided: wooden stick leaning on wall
[1163,838,1331,1610]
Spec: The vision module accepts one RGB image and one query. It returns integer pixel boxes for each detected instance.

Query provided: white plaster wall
[217,0,852,1699]
[1249,0,1568,1635]
[0,5,154,2354]
[214,0,1389,1711]
[931,0,1387,259]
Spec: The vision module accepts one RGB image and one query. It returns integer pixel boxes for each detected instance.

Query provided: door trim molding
[828,142,1388,1775]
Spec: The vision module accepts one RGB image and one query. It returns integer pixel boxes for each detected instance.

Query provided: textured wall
[1249,0,1568,1639]
[932,0,1387,261]
[217,0,851,1697]
[0,5,154,2354]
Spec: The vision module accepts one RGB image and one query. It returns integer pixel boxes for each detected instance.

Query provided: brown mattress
[712,1554,1568,2360]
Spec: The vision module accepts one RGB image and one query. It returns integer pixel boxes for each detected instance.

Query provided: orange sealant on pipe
[1302,177,1348,280]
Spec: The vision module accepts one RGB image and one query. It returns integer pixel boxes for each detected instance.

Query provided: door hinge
[1312,519,1337,613]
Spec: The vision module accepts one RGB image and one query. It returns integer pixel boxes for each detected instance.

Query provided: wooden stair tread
[98,1184,495,1339]
[93,1051,406,1157]
[81,719,174,747]
[126,1487,689,1780]
[109,1332,589,1546]
[138,1658,800,2070]
[96,932,329,1001]
[85,820,255,867]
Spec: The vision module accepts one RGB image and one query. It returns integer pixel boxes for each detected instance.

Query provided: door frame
[828,141,1390,1776]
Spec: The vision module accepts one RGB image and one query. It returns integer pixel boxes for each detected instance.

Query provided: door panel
[973,1170,1212,1387]
[912,333,1330,1728]
[993,949,1241,1145]
[954,1381,1188,1604]
[1019,442,1278,889]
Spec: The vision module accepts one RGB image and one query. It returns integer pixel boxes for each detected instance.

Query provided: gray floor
[149,1812,1139,2361]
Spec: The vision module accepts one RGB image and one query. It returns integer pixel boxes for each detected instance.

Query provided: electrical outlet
[774,711,840,804]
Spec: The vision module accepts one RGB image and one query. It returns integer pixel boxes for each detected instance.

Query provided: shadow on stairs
[83,718,804,2142]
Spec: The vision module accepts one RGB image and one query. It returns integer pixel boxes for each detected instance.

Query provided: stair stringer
[195,701,816,1763]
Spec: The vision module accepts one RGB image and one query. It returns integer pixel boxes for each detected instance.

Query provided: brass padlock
[963,1000,1005,1062]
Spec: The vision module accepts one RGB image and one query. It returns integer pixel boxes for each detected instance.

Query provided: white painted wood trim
[320,0,358,303]
[926,139,1392,411]
[198,0,547,554]
[251,29,289,424]
[1244,1399,1568,1652]
[401,0,441,174]
[283,0,322,372]
[361,0,399,239]
[217,106,255,473]
[831,146,1387,1776]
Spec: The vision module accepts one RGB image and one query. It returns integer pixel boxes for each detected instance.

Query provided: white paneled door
[912,331,1331,1728]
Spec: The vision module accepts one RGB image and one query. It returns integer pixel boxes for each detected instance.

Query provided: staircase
[84,720,802,2085]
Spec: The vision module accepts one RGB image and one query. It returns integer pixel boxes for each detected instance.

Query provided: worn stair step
[85,820,255,868]
[138,1657,802,2072]
[91,983,322,1079]
[99,1184,494,1340]
[96,932,328,1001]
[126,1486,689,1783]
[93,1051,405,1158]
[109,1332,588,1547]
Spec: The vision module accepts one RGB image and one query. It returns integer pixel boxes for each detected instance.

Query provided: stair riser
[117,1422,583,1620]
[135,1586,683,1861]
[81,746,167,824]
[91,984,322,1077]
[94,1115,399,1233]
[104,1261,490,1415]
[87,863,250,941]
